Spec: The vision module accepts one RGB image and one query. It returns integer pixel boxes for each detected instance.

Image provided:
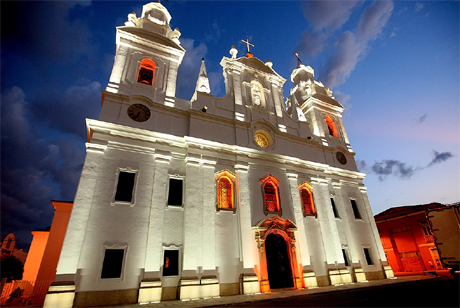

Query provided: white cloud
[321,1,394,88]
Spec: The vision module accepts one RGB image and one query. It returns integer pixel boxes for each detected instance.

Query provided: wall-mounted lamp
[202,106,208,112]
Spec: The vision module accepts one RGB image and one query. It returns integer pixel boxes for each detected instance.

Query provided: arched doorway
[253,216,302,292]
[265,233,293,289]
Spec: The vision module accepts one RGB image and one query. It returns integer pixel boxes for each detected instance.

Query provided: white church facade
[44,3,393,307]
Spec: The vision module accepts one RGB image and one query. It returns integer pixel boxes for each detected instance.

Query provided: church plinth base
[383,265,395,278]
[303,271,317,288]
[138,278,162,303]
[354,268,367,282]
[179,276,220,300]
[43,282,76,308]
[329,269,352,285]
[240,274,260,294]
[200,276,220,298]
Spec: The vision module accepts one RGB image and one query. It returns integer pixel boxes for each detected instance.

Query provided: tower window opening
[325,116,338,137]
[137,59,156,85]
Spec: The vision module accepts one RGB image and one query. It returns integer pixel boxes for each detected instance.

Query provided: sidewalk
[103,275,436,308]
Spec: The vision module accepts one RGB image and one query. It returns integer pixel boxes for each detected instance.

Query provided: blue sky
[1,0,459,250]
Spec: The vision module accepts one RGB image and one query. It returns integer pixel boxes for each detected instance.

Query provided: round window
[254,133,269,149]
[254,129,273,149]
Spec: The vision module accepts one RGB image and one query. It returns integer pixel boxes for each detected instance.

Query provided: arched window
[137,59,156,85]
[325,116,338,137]
[215,170,236,211]
[218,176,233,209]
[299,183,315,216]
[261,175,281,215]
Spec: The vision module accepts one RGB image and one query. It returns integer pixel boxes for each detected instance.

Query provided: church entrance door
[265,233,293,289]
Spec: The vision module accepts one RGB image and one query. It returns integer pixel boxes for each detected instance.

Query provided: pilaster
[286,173,316,287]
[235,163,259,294]
[138,152,171,303]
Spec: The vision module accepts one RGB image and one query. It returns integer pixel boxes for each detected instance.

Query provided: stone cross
[242,38,254,53]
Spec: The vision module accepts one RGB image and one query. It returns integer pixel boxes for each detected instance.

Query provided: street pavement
[101,275,454,308]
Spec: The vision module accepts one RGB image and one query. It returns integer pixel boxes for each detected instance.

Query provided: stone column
[311,178,343,285]
[359,186,394,278]
[200,157,219,298]
[180,154,203,299]
[138,152,171,303]
[235,163,259,294]
[286,173,316,287]
[107,45,128,92]
[44,143,106,308]
[330,182,354,284]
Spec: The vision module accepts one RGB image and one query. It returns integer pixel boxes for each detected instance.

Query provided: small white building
[44,3,393,307]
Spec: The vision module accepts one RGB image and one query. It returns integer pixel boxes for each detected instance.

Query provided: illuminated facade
[44,3,393,307]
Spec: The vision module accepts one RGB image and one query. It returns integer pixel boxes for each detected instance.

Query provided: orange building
[374,203,446,274]
[2,201,73,306]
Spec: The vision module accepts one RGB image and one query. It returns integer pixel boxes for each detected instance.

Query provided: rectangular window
[350,199,362,219]
[363,248,374,265]
[114,171,136,202]
[163,250,179,276]
[330,198,339,218]
[342,249,350,266]
[167,178,183,206]
[101,249,124,279]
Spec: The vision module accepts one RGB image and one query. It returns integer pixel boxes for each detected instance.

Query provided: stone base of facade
[138,278,162,303]
[220,282,240,296]
[43,282,76,308]
[329,269,353,285]
[73,288,138,307]
[240,274,260,294]
[303,271,318,288]
[179,276,220,300]
[383,265,395,278]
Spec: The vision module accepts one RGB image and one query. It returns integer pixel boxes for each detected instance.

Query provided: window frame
[215,170,236,213]
[99,244,128,282]
[298,182,316,217]
[350,198,362,220]
[363,247,374,266]
[111,167,138,207]
[166,175,184,208]
[161,245,181,278]
[330,196,340,219]
[260,174,282,216]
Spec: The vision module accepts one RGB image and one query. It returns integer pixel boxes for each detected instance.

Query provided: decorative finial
[230,45,238,59]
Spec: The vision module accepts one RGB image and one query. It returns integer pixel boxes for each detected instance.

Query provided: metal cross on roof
[294,52,302,64]
[242,38,254,53]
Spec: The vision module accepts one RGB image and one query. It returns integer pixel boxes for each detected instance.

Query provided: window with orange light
[300,187,315,216]
[325,116,338,137]
[217,176,233,210]
[137,59,156,85]
[263,181,280,212]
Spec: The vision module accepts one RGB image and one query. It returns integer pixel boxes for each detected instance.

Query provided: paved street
[221,275,459,307]
[94,274,458,308]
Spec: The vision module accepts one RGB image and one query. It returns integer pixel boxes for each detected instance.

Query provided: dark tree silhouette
[1,255,24,282]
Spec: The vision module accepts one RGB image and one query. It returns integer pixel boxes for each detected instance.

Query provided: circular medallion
[336,151,347,165]
[127,104,151,122]
[254,133,269,149]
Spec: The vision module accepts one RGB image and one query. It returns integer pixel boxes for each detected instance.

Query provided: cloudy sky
[1,1,459,250]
